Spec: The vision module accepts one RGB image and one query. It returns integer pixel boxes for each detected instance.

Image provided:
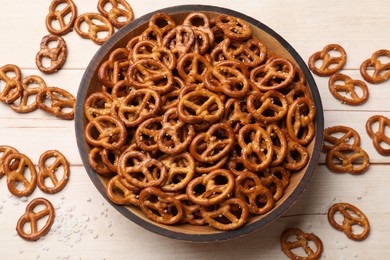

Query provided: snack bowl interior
[75,5,324,242]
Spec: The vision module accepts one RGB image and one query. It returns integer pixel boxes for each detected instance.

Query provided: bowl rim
[75,4,324,242]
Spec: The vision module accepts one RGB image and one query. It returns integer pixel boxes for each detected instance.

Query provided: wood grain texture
[0,0,389,259]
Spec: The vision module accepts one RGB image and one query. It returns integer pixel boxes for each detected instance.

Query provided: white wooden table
[1,0,389,259]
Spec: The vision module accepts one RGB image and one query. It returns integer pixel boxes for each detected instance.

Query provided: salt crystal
[81,215,90,222]
[61,227,73,239]
[18,248,23,254]
[54,199,63,209]
[20,197,28,202]
[75,236,82,243]
[51,222,59,232]
[66,205,74,212]
[56,198,63,205]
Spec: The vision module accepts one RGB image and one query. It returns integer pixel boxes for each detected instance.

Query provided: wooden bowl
[75,5,324,242]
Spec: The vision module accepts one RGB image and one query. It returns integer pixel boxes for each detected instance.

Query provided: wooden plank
[3,68,390,113]
[0,124,79,165]
[1,0,390,69]
[286,164,390,215]
[315,70,390,112]
[0,164,388,258]
[1,109,388,164]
